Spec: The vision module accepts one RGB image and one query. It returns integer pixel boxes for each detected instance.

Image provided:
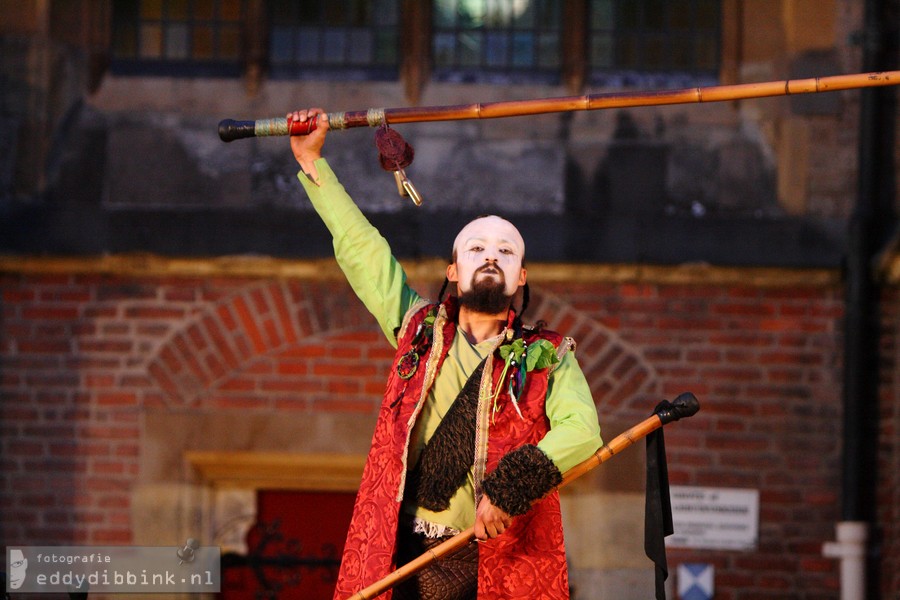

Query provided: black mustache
[476,264,501,275]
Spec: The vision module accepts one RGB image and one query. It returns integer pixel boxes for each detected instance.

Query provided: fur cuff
[481,445,563,516]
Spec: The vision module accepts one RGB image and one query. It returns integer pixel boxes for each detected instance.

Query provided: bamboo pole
[219,71,900,142]
[344,392,700,600]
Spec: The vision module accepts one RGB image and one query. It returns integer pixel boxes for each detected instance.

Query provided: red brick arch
[147,282,657,413]
[146,280,379,408]
[529,289,659,415]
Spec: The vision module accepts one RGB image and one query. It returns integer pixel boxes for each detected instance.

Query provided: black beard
[458,277,513,315]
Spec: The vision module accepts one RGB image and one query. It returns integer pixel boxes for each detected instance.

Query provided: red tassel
[374,125,414,171]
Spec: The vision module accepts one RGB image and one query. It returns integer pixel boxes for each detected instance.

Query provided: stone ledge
[0,253,841,288]
[186,451,366,492]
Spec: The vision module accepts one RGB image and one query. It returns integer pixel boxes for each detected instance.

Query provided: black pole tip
[656,392,700,425]
[218,119,256,143]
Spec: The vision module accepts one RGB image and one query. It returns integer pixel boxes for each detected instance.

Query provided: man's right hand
[288,107,330,182]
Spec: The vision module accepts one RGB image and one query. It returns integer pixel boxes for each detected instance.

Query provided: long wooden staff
[345,392,700,600]
[219,70,899,142]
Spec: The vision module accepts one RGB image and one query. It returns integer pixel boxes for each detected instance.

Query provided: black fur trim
[481,445,562,516]
[407,361,484,511]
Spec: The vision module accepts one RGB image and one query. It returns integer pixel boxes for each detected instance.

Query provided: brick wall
[557,280,846,598]
[2,263,897,598]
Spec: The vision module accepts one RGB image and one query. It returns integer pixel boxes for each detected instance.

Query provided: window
[432,0,562,83]
[589,0,721,85]
[106,0,721,86]
[111,0,246,76]
[268,0,400,80]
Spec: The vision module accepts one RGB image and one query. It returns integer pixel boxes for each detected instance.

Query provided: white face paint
[448,216,526,297]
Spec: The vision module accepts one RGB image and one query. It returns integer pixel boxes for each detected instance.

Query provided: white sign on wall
[666,486,759,550]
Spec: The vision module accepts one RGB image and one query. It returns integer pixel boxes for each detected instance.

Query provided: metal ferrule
[367,108,386,127]
[328,112,347,130]
[255,118,289,137]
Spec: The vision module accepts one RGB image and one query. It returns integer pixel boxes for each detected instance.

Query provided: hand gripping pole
[345,392,700,600]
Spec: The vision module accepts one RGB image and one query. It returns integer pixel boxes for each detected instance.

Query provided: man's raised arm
[289,108,422,346]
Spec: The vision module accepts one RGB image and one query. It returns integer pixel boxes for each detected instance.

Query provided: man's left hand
[475,495,512,540]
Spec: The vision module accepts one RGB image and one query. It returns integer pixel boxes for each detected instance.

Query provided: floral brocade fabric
[332,298,570,599]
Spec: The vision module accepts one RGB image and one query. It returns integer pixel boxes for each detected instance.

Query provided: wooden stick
[345,392,700,600]
[219,71,900,142]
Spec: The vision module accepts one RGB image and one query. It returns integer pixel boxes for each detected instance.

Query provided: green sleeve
[297,158,423,346]
[537,351,603,473]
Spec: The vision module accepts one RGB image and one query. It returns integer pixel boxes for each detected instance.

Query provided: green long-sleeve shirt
[299,159,601,532]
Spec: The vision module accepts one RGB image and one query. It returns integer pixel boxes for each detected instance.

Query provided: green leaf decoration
[525,339,559,371]
[498,338,525,362]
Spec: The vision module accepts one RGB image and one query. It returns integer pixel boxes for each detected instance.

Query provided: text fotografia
[7,545,221,593]
[34,552,111,564]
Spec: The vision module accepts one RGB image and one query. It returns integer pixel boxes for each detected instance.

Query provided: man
[8,548,28,590]
[290,108,602,599]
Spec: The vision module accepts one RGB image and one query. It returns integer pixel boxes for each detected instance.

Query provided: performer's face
[448,216,526,299]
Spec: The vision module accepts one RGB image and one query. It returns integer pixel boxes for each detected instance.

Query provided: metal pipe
[831,0,897,596]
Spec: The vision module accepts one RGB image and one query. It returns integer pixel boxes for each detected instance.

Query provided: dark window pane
[348,29,374,62]
[459,31,483,66]
[167,0,188,21]
[671,2,693,29]
[195,0,215,20]
[113,24,139,57]
[485,32,509,67]
[537,32,558,68]
[591,0,613,29]
[271,1,295,21]
[432,0,560,80]
[112,0,246,76]
[167,22,190,58]
[618,2,639,28]
[270,27,293,63]
[297,28,321,62]
[298,0,322,21]
[671,37,692,69]
[140,23,163,57]
[644,34,666,69]
[512,32,533,67]
[434,0,457,27]
[695,35,718,69]
[141,0,163,20]
[322,30,348,63]
[538,1,560,27]
[220,0,241,21]
[220,26,241,58]
[375,30,398,63]
[645,0,666,29]
[194,26,215,59]
[591,33,613,67]
[267,0,399,79]
[589,0,721,79]
[696,0,719,27]
[513,1,535,28]
[616,33,638,68]
[323,1,344,26]
[373,0,398,26]
[434,32,456,66]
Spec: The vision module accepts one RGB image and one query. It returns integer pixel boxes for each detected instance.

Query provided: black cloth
[645,401,675,600]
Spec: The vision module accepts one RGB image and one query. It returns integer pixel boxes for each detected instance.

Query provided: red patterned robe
[333,297,571,599]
